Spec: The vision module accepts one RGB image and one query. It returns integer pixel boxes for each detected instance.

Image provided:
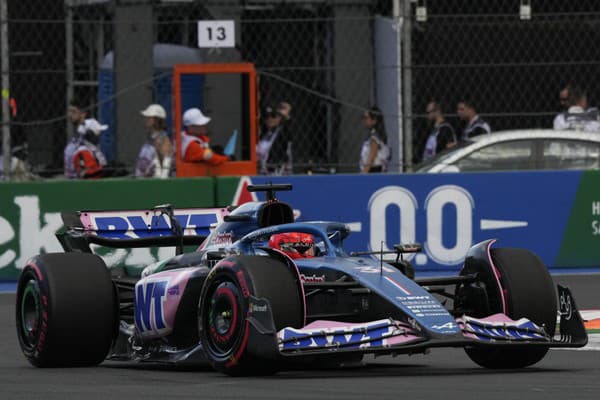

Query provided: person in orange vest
[64,103,88,178]
[73,118,108,179]
[180,108,229,166]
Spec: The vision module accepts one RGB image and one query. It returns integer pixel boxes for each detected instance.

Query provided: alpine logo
[431,322,457,331]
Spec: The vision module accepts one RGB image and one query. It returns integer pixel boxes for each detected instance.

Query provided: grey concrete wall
[114,4,154,166]
[375,16,402,172]
[333,4,373,172]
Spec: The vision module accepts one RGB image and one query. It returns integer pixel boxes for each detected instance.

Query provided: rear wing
[57,205,229,253]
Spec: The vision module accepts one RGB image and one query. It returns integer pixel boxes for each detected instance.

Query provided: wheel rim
[19,279,42,350]
[204,281,243,358]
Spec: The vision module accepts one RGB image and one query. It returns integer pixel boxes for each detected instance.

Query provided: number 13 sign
[197,20,235,48]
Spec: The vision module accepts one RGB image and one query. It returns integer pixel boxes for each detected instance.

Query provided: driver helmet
[269,232,315,259]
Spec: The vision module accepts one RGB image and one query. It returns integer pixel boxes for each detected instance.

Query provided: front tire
[463,248,557,369]
[199,255,303,375]
[15,253,117,367]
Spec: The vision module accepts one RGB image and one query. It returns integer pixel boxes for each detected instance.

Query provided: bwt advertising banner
[243,171,600,272]
[1,170,600,280]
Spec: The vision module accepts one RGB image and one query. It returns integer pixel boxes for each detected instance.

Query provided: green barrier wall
[557,170,600,266]
[0,178,215,280]
[215,176,247,205]
[3,171,600,280]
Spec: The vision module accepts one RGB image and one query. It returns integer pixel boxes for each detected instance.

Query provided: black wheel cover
[464,247,556,369]
[14,254,117,367]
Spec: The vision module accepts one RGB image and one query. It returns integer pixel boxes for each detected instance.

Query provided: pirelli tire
[15,253,118,367]
[464,248,557,369]
[199,255,304,376]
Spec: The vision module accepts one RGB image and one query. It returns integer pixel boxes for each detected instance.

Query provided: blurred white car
[416,129,600,173]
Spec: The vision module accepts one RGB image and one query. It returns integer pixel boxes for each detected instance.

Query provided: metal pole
[1,0,10,179]
[393,0,403,173]
[65,1,74,139]
[401,0,413,172]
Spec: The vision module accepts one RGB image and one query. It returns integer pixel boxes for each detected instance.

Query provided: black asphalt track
[1,275,599,400]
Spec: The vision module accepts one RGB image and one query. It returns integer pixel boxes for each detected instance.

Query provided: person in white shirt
[136,104,173,178]
[553,85,600,132]
[359,106,390,173]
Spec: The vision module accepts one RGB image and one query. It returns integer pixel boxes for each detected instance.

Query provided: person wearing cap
[136,104,174,178]
[72,118,108,179]
[181,107,229,166]
[64,103,88,178]
[256,104,293,175]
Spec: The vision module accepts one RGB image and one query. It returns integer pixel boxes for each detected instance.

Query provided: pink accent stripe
[80,213,93,230]
[464,313,515,323]
[486,240,507,314]
[290,259,307,327]
[29,262,43,281]
[384,276,411,295]
[302,319,410,330]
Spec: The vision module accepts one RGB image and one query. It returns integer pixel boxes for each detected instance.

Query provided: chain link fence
[2,0,600,180]
[410,1,600,165]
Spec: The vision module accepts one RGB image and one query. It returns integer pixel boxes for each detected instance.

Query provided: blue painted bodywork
[201,218,461,337]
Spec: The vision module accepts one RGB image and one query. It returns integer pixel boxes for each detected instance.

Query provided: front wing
[107,286,587,366]
[245,285,588,361]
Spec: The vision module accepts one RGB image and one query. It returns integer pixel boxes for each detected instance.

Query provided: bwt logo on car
[92,212,219,239]
[279,321,392,350]
[134,280,169,335]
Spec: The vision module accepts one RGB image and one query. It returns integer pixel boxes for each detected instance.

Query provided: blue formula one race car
[15,184,587,375]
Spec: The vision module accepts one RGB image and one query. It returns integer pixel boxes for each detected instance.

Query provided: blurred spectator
[64,103,87,178]
[180,108,229,166]
[553,83,571,129]
[559,84,570,111]
[256,104,292,175]
[0,154,19,181]
[359,106,390,173]
[136,104,174,178]
[277,101,292,121]
[422,100,457,161]
[457,98,491,140]
[72,118,108,179]
[1,133,33,181]
[0,152,32,181]
[553,85,600,132]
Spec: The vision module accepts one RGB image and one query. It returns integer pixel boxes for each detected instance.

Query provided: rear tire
[15,253,117,367]
[199,255,303,375]
[464,248,556,369]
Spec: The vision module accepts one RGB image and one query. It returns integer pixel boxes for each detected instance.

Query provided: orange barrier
[585,318,600,332]
[173,63,258,177]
